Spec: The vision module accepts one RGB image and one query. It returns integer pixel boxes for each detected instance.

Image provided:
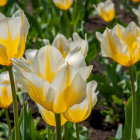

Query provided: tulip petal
[0,86,12,108]
[70,32,88,57]
[0,44,10,65]
[37,103,67,126]
[31,45,65,83]
[25,49,38,64]
[66,48,86,67]
[63,81,97,123]
[79,65,93,81]
[52,33,70,58]
[13,62,52,110]
[0,13,6,21]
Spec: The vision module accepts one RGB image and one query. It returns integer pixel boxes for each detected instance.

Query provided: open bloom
[0,71,12,108]
[53,0,73,10]
[94,0,115,22]
[0,9,29,66]
[44,32,88,59]
[37,81,97,125]
[13,45,92,113]
[37,104,67,126]
[96,22,140,66]
[131,0,140,2]
[63,81,97,123]
[0,0,7,7]
[133,6,140,24]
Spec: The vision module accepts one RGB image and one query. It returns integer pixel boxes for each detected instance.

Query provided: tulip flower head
[96,22,140,67]
[63,81,98,123]
[37,103,67,126]
[133,6,140,24]
[0,0,7,7]
[13,45,92,114]
[94,0,115,22]
[131,0,140,2]
[0,9,29,66]
[53,0,73,10]
[0,71,12,108]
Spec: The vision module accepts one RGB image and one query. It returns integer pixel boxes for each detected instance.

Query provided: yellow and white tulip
[0,71,12,108]
[96,22,140,66]
[12,45,92,114]
[0,9,29,66]
[53,0,73,10]
[94,0,115,22]
[43,33,88,67]
[131,0,140,2]
[0,0,7,7]
[36,81,97,126]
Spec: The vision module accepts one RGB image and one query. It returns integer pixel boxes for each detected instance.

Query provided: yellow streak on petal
[45,45,55,83]
[0,87,12,108]
[0,20,20,60]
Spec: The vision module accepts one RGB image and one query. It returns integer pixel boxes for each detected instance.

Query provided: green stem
[64,122,68,140]
[129,67,136,140]
[5,108,11,140]
[75,123,79,140]
[8,66,20,140]
[47,124,51,140]
[55,114,62,140]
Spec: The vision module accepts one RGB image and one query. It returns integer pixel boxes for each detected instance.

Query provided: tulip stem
[5,108,11,139]
[8,66,20,140]
[129,67,136,140]
[47,124,51,140]
[55,113,62,140]
[75,123,79,140]
[64,122,68,140]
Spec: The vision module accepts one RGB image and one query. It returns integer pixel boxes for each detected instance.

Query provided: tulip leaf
[123,71,140,140]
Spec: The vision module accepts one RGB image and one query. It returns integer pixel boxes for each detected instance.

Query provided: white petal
[31,45,65,82]
[0,13,6,21]
[66,48,86,67]
[25,49,38,64]
[79,65,93,81]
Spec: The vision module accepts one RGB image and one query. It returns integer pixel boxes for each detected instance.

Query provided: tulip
[96,22,140,67]
[63,81,97,123]
[0,9,29,66]
[53,0,73,10]
[12,45,92,113]
[37,103,67,126]
[133,6,140,24]
[0,71,12,108]
[131,0,140,2]
[94,0,115,22]
[0,0,7,7]
[51,33,88,59]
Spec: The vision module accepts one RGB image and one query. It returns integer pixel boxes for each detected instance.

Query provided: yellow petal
[63,81,97,123]
[0,0,7,7]
[0,72,12,108]
[52,33,69,58]
[53,0,73,10]
[37,103,67,126]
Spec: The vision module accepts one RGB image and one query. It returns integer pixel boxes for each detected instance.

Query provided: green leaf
[123,71,140,140]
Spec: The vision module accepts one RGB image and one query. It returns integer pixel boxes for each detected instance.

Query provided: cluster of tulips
[1,0,140,140]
